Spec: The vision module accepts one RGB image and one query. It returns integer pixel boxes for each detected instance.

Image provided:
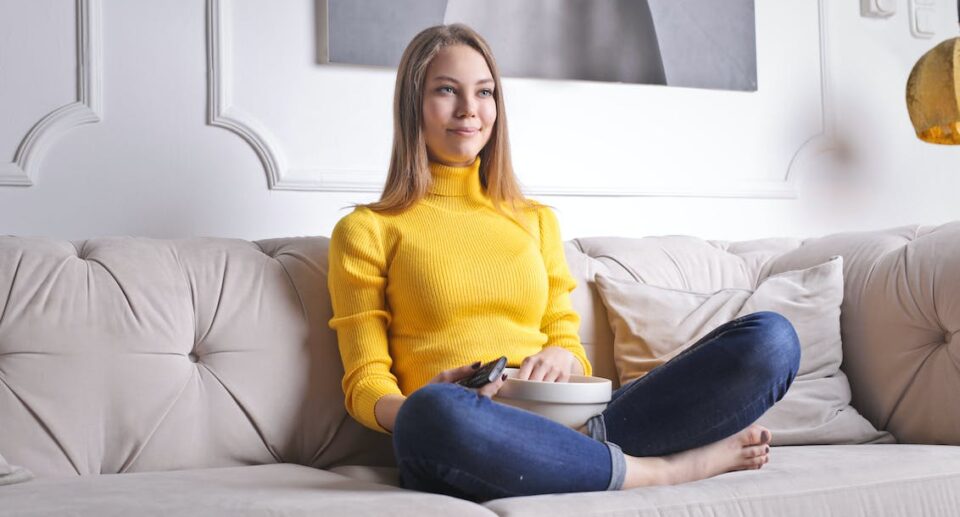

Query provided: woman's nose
[456,95,477,117]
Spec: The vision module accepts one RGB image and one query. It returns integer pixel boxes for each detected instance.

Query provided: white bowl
[492,368,612,429]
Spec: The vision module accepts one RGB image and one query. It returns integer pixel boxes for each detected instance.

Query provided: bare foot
[623,424,773,488]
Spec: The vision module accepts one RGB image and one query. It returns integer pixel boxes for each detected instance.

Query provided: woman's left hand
[515,346,578,382]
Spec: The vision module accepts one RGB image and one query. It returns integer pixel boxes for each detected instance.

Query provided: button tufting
[188,351,199,363]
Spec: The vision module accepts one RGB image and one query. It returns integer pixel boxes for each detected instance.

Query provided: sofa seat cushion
[327,464,401,487]
[483,445,960,516]
[0,463,496,517]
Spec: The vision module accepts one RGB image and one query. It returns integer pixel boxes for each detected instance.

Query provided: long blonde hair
[360,23,536,222]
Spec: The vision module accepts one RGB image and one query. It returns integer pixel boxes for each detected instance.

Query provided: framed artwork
[318,0,757,91]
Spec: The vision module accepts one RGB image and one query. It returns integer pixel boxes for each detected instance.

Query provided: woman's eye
[479,89,494,97]
[438,86,455,94]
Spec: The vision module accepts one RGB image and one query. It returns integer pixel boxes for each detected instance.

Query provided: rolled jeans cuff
[588,413,624,490]
[605,441,626,491]
[587,412,607,442]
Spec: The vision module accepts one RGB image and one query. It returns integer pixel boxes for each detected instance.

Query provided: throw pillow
[595,256,893,445]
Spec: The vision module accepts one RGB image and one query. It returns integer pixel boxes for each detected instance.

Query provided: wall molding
[781,0,835,194]
[0,0,103,187]
[206,0,288,189]
[207,0,829,199]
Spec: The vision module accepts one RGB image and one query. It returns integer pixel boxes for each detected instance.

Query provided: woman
[327,23,801,502]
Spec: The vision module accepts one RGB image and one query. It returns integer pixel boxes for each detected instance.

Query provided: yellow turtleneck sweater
[327,158,592,434]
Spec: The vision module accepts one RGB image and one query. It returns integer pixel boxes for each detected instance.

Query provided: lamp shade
[906,37,960,144]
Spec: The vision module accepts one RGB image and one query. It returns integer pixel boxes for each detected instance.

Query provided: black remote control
[456,356,508,388]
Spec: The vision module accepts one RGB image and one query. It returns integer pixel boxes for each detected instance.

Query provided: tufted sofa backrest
[1,222,958,477]
[0,236,392,478]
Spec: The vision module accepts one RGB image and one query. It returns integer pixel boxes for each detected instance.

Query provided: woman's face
[421,44,497,167]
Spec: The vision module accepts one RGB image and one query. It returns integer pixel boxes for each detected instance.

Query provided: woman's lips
[449,128,479,136]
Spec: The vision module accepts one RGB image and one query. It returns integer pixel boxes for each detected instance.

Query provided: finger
[476,383,493,398]
[431,360,480,384]
[477,377,502,398]
[478,374,508,398]
[516,357,534,381]
[543,366,563,383]
[448,361,482,382]
[529,362,551,382]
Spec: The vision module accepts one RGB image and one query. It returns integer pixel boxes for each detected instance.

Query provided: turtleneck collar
[426,157,490,207]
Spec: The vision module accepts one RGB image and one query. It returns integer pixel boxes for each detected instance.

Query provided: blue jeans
[392,311,801,502]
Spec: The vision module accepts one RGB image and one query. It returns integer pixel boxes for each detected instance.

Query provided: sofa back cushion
[566,222,960,445]
[0,236,393,478]
[758,222,960,444]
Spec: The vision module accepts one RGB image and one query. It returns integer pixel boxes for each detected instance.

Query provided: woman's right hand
[427,361,508,399]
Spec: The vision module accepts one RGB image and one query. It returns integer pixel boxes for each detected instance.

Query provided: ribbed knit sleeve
[537,206,593,377]
[327,208,403,434]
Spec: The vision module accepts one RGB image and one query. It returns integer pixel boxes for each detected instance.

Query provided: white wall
[0,0,958,243]
[797,0,960,236]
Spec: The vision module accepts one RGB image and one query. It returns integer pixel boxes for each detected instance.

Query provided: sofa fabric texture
[0,451,32,486]
[1,221,959,515]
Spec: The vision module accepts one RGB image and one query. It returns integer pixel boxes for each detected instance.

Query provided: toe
[742,444,769,458]
[743,424,766,445]
[733,455,767,472]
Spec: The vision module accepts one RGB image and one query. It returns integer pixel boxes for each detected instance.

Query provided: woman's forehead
[426,45,493,82]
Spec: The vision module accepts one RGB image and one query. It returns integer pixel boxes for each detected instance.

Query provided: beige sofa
[1,222,959,516]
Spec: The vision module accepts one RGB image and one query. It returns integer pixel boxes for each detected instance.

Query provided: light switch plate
[861,0,897,17]
[911,6,937,37]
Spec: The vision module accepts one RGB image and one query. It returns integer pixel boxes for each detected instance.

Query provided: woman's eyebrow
[430,75,495,85]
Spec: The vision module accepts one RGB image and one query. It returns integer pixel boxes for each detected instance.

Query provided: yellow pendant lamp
[906,37,960,144]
